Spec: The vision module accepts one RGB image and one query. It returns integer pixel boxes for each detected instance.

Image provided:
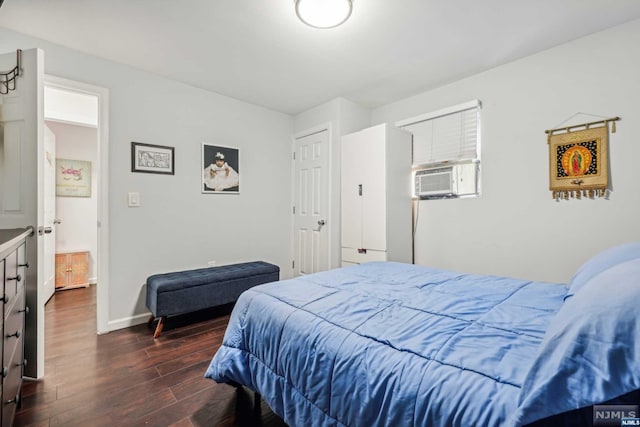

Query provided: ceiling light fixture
[295,0,353,29]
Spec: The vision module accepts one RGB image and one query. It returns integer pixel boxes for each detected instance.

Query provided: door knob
[38,226,53,235]
[315,219,326,231]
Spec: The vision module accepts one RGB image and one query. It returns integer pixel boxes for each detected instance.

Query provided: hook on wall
[0,49,22,95]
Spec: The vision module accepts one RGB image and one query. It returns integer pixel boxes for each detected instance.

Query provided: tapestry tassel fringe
[552,188,606,200]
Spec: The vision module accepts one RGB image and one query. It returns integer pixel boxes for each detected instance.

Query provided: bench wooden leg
[153,316,165,339]
[147,315,155,327]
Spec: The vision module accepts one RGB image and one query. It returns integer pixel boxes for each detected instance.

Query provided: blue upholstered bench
[146,261,279,338]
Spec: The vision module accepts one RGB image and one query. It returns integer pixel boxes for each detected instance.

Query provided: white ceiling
[1,1,640,115]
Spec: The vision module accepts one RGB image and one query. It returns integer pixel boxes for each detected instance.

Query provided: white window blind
[396,100,480,166]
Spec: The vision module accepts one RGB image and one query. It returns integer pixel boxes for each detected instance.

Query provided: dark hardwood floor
[15,286,287,427]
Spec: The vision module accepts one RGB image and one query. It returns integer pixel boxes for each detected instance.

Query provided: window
[396,100,481,197]
[397,100,480,166]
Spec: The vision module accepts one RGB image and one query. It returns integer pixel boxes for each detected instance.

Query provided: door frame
[44,75,110,334]
[290,123,333,277]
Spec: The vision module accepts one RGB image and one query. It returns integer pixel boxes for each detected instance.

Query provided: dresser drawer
[341,247,388,264]
[3,287,25,368]
[0,258,4,312]
[2,338,23,427]
[3,251,20,309]
[16,242,27,294]
[341,261,359,268]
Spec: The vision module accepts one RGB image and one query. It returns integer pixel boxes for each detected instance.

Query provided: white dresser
[341,124,413,266]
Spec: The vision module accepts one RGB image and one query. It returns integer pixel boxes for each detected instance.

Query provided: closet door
[360,128,387,252]
[341,132,364,250]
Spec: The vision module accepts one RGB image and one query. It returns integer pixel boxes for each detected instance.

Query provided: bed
[205,242,640,426]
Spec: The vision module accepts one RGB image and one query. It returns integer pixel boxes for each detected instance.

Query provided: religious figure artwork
[547,125,609,200]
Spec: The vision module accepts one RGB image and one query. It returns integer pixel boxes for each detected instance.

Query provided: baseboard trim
[106,312,150,332]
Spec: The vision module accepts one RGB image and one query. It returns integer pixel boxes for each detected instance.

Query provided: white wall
[46,121,98,283]
[294,97,370,268]
[0,27,294,328]
[371,18,640,283]
[4,15,640,328]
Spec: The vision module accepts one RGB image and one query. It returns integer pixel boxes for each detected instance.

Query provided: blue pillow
[565,241,640,300]
[512,256,640,426]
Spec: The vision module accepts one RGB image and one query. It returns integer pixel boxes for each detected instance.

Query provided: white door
[340,131,364,250]
[0,48,46,378]
[342,126,388,252]
[293,129,329,276]
[43,124,56,302]
[359,127,387,251]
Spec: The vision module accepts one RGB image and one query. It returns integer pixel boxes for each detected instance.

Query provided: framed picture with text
[56,158,92,197]
[131,142,175,175]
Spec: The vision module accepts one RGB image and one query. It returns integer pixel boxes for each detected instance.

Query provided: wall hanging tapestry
[545,116,619,200]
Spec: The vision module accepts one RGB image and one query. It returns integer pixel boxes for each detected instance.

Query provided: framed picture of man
[202,143,240,194]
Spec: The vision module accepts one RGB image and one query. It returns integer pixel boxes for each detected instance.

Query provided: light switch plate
[128,192,140,207]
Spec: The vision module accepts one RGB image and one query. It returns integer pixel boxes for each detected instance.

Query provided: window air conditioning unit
[414,163,477,198]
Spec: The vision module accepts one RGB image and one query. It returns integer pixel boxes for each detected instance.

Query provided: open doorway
[43,75,109,347]
[45,121,98,289]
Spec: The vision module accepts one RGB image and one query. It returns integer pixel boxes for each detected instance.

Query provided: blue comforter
[205,256,640,426]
